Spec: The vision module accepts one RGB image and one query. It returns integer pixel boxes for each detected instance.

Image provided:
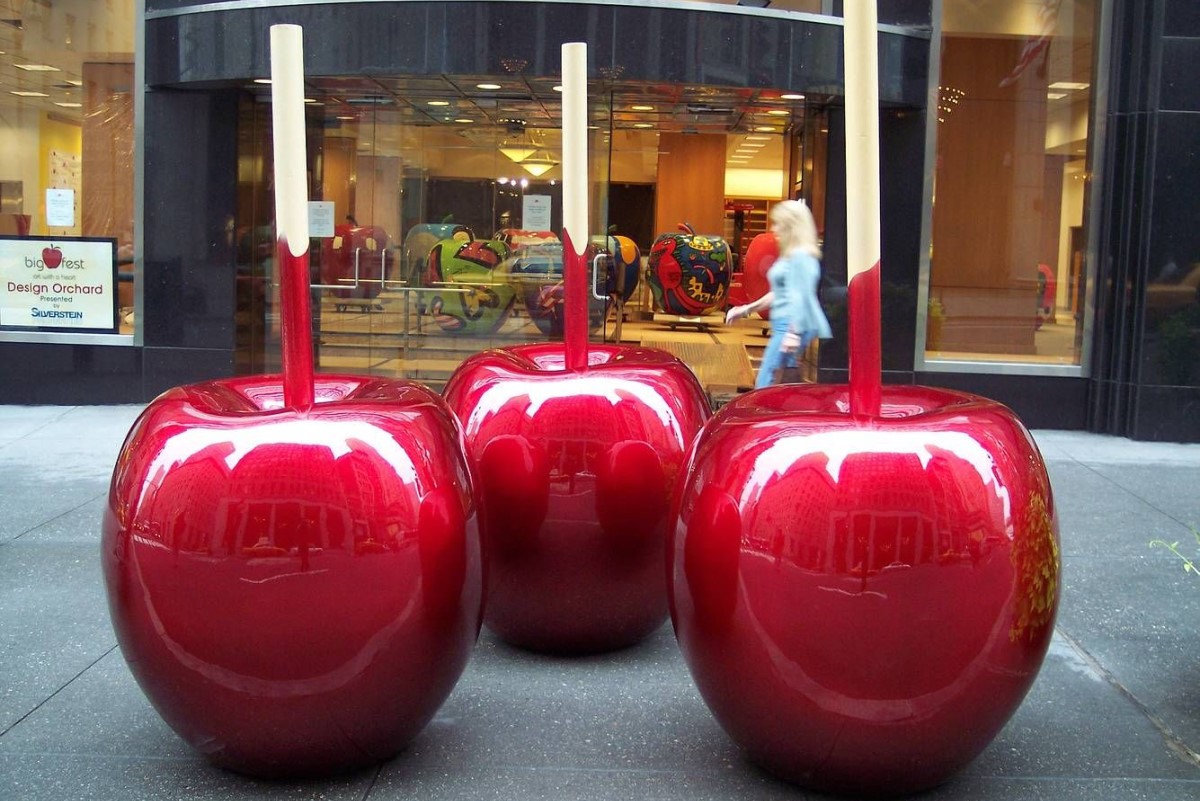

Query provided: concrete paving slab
[0,541,116,734]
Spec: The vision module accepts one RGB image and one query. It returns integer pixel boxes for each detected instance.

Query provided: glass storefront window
[233,74,805,397]
[923,0,1096,369]
[0,0,136,338]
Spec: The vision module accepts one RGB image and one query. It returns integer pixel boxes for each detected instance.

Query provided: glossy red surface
[848,262,881,418]
[277,240,314,409]
[669,384,1060,795]
[443,343,711,653]
[102,375,484,778]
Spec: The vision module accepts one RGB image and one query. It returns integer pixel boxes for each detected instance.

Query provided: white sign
[46,188,75,227]
[0,237,116,331]
[308,201,335,238]
[522,195,552,232]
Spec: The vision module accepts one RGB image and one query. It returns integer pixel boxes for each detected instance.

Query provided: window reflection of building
[750,448,1006,577]
[147,440,418,560]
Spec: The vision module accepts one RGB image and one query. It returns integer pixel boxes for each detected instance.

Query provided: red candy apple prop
[101,26,483,778]
[667,4,1060,795]
[443,43,710,653]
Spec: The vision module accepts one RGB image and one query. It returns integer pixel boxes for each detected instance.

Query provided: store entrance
[233,76,820,402]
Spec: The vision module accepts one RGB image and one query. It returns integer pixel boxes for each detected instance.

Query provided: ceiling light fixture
[754,126,776,132]
[499,138,537,162]
[631,104,654,111]
[1048,81,1089,91]
[54,102,81,108]
[780,93,805,100]
[520,151,558,177]
[10,90,49,97]
[15,63,59,71]
[766,109,789,116]
[476,83,501,90]
[427,100,450,106]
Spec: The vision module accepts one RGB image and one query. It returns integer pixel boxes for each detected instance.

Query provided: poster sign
[522,195,551,232]
[0,236,118,332]
[308,201,335,237]
[46,189,75,227]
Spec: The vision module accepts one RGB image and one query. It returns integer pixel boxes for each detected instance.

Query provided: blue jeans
[756,316,815,389]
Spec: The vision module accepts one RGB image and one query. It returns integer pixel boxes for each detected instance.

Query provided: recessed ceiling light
[454,118,473,123]
[427,100,450,106]
[755,126,777,132]
[1046,92,1067,100]
[476,83,501,90]
[766,109,789,116]
[336,115,355,120]
[253,78,272,84]
[303,98,317,103]
[54,102,82,108]
[780,93,805,100]
[631,104,654,111]
[634,123,653,129]
[15,63,59,72]
[746,135,772,140]
[10,90,49,97]
[1048,81,1089,91]
[65,79,82,87]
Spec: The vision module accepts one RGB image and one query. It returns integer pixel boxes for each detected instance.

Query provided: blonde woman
[725,199,832,388]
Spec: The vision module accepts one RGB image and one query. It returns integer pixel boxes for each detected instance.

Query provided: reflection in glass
[926,0,1096,366]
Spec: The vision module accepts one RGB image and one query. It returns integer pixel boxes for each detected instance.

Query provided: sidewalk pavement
[1,405,1198,800]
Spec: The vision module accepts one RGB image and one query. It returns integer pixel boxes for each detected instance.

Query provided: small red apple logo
[42,245,62,269]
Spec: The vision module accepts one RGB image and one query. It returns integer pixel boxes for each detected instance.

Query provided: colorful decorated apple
[400,221,472,288]
[668,384,1059,794]
[444,342,709,652]
[41,244,62,269]
[602,234,641,305]
[103,375,484,777]
[424,237,515,334]
[646,223,732,316]
[101,25,484,779]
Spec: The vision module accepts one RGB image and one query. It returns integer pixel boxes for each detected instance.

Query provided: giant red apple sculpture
[103,375,483,777]
[668,384,1059,794]
[442,42,711,654]
[668,4,1059,794]
[101,25,483,778]
[444,342,708,652]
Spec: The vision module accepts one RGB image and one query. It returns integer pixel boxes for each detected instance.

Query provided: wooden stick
[561,42,589,372]
[843,2,882,418]
[270,24,314,409]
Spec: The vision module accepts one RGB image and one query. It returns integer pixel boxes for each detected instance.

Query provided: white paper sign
[308,201,335,238]
[1,237,116,331]
[522,195,552,232]
[46,189,75,227]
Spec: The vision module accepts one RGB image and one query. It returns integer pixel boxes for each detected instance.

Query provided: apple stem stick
[270,24,315,409]
[562,42,589,372]
[844,2,882,419]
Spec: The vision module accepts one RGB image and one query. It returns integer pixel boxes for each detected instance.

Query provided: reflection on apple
[669,384,1060,795]
[102,375,484,777]
[444,343,710,653]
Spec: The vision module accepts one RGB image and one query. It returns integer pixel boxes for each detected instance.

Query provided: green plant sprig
[1149,527,1200,581]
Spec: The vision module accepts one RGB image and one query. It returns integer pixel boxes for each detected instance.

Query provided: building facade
[0,0,1197,441]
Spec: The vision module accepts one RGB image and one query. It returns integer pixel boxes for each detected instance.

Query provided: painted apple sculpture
[444,343,710,653]
[603,234,641,305]
[646,223,732,316]
[669,384,1059,795]
[102,375,484,777]
[424,237,515,334]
